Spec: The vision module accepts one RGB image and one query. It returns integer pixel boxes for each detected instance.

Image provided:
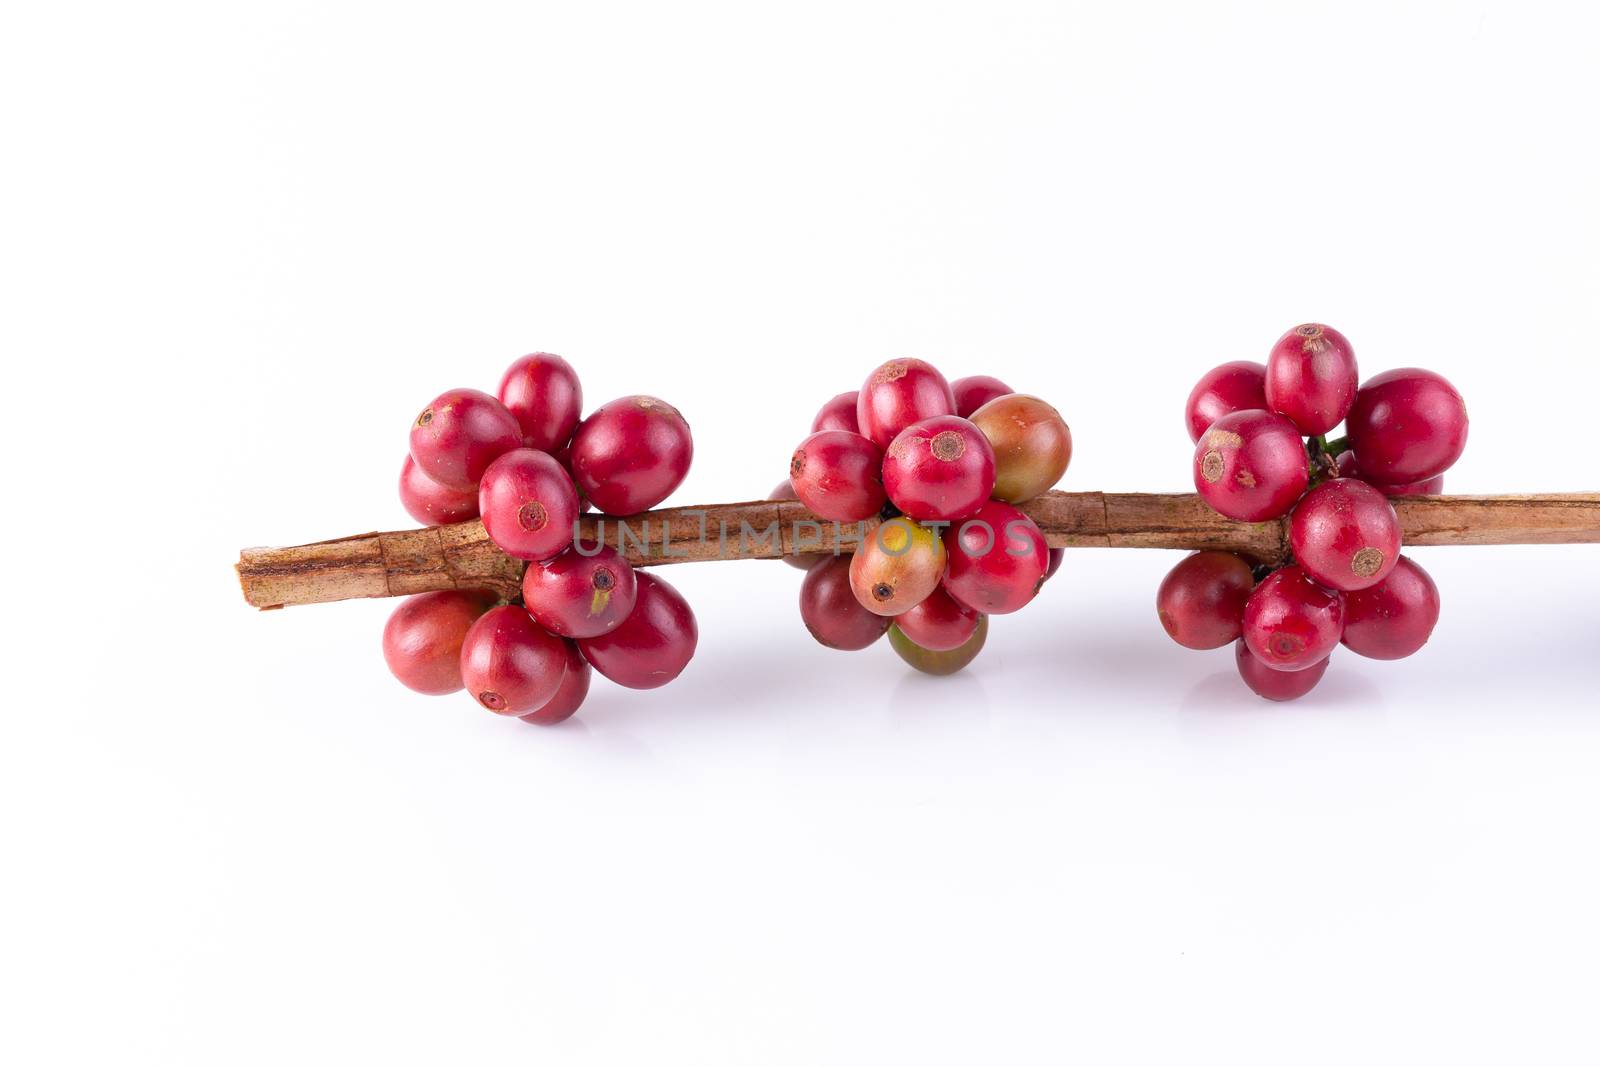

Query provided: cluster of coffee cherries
[774,360,1072,674]
[1160,324,1469,699]
[383,354,698,724]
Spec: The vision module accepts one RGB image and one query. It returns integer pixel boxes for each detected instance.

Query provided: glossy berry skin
[882,415,996,522]
[812,391,861,434]
[850,517,947,616]
[498,352,583,453]
[520,639,590,725]
[951,375,1013,418]
[768,479,816,570]
[569,396,694,515]
[1193,409,1310,522]
[889,615,988,676]
[1045,547,1065,580]
[382,589,498,695]
[459,605,567,715]
[409,388,523,491]
[399,455,479,526]
[479,449,580,561]
[789,430,886,522]
[1242,566,1345,672]
[1289,478,1401,592]
[1341,555,1440,660]
[1335,451,1443,496]
[856,358,956,450]
[1185,361,1267,442]
[521,543,638,639]
[578,572,697,689]
[1264,324,1358,436]
[942,500,1049,615]
[893,586,979,651]
[1345,368,1469,483]
[1156,551,1254,650]
[969,394,1073,504]
[799,555,891,650]
[1235,640,1331,701]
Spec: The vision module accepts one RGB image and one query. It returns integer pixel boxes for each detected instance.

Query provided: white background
[5,2,1599,1063]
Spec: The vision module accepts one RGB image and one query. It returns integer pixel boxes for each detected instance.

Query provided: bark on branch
[236,492,1600,610]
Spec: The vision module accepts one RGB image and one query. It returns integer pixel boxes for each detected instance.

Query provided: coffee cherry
[1193,409,1310,522]
[382,589,498,694]
[569,396,694,515]
[1335,450,1443,496]
[849,517,947,616]
[498,352,583,453]
[856,358,956,449]
[479,449,580,561]
[409,388,523,491]
[768,480,816,570]
[969,394,1073,504]
[1241,566,1345,672]
[882,415,996,522]
[1341,555,1440,660]
[789,430,886,522]
[812,391,861,434]
[942,500,1049,615]
[1185,361,1267,442]
[893,587,979,651]
[951,375,1013,418]
[1345,368,1469,483]
[1289,478,1402,591]
[1156,551,1254,650]
[578,571,697,689]
[889,615,988,675]
[1264,323,1359,436]
[1235,640,1331,701]
[520,639,591,726]
[459,605,568,714]
[399,455,479,526]
[1045,547,1065,580]
[521,543,638,638]
[799,555,891,650]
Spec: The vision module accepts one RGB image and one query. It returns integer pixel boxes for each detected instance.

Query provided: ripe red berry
[951,375,1013,418]
[399,455,479,526]
[799,555,891,650]
[942,500,1049,615]
[520,639,591,726]
[578,571,697,689]
[497,352,583,453]
[889,615,988,675]
[1335,451,1444,496]
[382,589,498,695]
[1241,566,1345,672]
[789,430,886,522]
[849,517,947,616]
[893,587,980,651]
[1340,555,1440,660]
[1289,478,1402,592]
[969,394,1073,504]
[408,388,523,491]
[1193,409,1310,522]
[856,358,956,450]
[768,479,817,570]
[459,605,568,714]
[1235,640,1331,701]
[1185,361,1267,442]
[1156,551,1255,650]
[569,396,694,515]
[521,543,638,638]
[1345,368,1469,484]
[812,391,861,434]
[882,415,996,522]
[1264,323,1359,436]
[478,449,580,561]
[1045,547,1065,580]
